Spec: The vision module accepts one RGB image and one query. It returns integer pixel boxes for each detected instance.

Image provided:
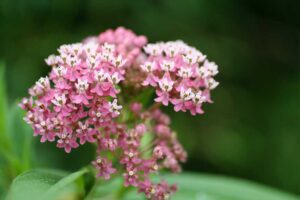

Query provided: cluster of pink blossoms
[141,41,219,115]
[21,41,126,152]
[20,27,218,200]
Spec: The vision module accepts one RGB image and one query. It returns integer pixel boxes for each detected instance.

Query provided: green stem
[115,183,132,200]
[84,181,98,200]
[82,165,97,200]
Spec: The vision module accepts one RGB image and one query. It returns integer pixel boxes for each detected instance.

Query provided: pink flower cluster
[98,27,147,67]
[141,41,219,115]
[21,41,126,152]
[83,26,147,68]
[20,27,218,199]
[91,105,186,199]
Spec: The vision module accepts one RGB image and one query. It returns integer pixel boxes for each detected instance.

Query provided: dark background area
[0,0,299,195]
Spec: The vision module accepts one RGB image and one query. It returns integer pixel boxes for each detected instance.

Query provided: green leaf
[8,103,33,172]
[8,170,299,200]
[92,177,124,199]
[92,173,299,200]
[0,63,20,193]
[7,168,90,200]
[163,173,300,200]
[0,102,35,193]
[0,62,10,154]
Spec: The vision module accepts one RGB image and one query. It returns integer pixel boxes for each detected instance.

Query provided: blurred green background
[0,0,299,196]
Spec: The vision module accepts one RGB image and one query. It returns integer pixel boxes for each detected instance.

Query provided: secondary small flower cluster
[85,27,148,87]
[84,26,147,67]
[21,27,219,200]
[141,41,219,115]
[91,103,186,199]
[20,41,126,152]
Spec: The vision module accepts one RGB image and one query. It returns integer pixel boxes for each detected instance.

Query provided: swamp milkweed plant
[20,27,219,200]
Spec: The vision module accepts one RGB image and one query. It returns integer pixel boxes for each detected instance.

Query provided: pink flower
[171,87,194,112]
[142,74,159,87]
[92,157,116,180]
[45,54,63,66]
[139,159,159,175]
[121,149,141,166]
[144,43,163,56]
[160,60,176,72]
[158,74,174,93]
[140,61,157,73]
[76,121,97,144]
[100,138,118,151]
[56,131,79,153]
[108,99,122,117]
[155,90,171,106]
[135,124,146,135]
[154,125,172,138]
[153,146,165,159]
[34,118,56,143]
[123,167,139,187]
[138,179,156,199]
[91,81,117,97]
[154,75,174,106]
[154,181,177,200]
[19,98,33,110]
[72,79,92,105]
[130,102,142,114]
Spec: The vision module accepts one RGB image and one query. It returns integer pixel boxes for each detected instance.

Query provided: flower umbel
[20,27,219,200]
[141,40,219,115]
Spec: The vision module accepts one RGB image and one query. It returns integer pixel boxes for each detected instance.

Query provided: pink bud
[130,102,142,113]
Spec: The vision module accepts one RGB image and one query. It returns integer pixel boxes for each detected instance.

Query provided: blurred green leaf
[7,169,66,200]
[92,173,299,200]
[0,102,36,195]
[0,62,10,154]
[8,103,33,172]
[0,63,20,194]
[7,170,300,200]
[43,168,89,200]
[7,168,89,200]
[162,173,300,200]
